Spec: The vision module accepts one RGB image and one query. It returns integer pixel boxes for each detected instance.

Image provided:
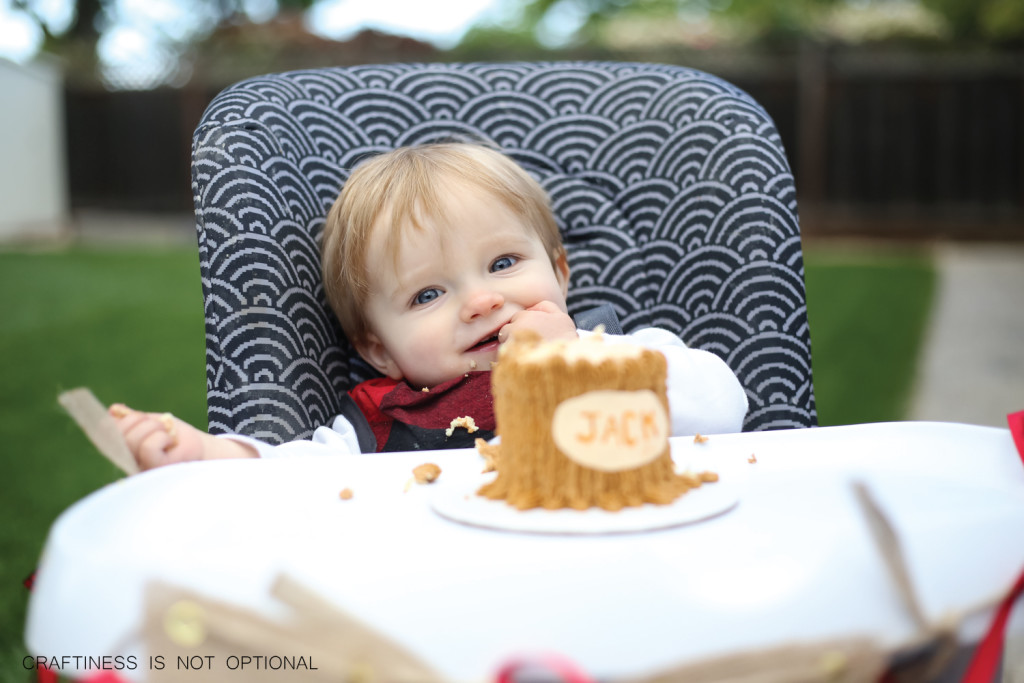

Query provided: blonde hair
[321,143,565,346]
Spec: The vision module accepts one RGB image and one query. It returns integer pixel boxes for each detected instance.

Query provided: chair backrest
[192,61,817,444]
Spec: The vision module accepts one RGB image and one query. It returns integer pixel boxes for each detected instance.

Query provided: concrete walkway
[908,242,1024,428]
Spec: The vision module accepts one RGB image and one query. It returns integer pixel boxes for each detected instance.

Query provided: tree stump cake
[478,332,695,511]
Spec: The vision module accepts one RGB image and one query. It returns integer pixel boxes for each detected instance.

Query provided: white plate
[430,454,742,535]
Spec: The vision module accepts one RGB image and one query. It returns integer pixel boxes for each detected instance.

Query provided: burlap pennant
[617,637,887,683]
[58,387,139,475]
[141,576,445,683]
[851,481,930,633]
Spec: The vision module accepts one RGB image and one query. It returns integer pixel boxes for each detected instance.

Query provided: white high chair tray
[25,422,1024,681]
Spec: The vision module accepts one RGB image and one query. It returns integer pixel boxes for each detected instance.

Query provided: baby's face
[357,187,569,388]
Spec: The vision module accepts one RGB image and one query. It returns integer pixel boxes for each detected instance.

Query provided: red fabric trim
[1007,410,1024,464]
[82,672,128,683]
[380,372,494,431]
[960,410,1024,682]
[961,567,1024,683]
[348,373,495,452]
[494,654,595,683]
[36,667,57,683]
[347,377,401,449]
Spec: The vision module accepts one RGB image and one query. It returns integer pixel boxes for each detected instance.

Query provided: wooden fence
[64,47,1024,239]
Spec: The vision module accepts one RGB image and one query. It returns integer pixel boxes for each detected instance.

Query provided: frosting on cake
[512,332,643,365]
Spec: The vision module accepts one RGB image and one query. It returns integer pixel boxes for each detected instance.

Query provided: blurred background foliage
[9,0,1024,88]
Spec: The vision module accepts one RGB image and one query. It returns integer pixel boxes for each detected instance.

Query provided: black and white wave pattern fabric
[192,61,817,444]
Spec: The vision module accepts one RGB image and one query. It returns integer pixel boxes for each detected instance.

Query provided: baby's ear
[355,334,404,380]
[554,249,570,299]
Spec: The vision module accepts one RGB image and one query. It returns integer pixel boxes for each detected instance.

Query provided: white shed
[0,57,68,241]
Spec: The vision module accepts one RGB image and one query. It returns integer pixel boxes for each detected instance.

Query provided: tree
[15,0,104,44]
[11,0,320,84]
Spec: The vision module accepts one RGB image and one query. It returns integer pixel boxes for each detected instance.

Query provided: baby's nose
[461,290,504,321]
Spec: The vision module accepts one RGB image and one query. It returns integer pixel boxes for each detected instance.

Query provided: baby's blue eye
[414,288,442,305]
[491,255,518,272]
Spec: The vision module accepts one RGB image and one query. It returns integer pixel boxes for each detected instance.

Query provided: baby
[113,143,748,469]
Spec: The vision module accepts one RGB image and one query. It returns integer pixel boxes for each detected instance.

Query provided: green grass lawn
[0,243,934,681]
[0,247,208,682]
[804,245,936,427]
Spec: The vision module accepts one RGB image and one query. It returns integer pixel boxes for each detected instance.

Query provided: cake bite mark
[445,416,478,437]
[412,463,441,484]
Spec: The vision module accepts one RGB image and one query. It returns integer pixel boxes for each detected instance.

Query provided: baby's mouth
[466,329,502,353]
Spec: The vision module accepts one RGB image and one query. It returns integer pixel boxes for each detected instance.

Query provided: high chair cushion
[192,62,816,444]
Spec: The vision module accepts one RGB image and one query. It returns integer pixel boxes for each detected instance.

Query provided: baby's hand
[109,405,210,471]
[499,301,579,344]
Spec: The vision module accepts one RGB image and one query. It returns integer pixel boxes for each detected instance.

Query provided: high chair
[191,61,816,444]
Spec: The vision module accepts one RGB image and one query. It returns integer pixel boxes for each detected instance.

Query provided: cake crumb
[445,416,478,437]
[413,463,441,484]
[421,387,429,393]
[158,413,179,447]
[680,472,702,488]
[748,453,758,464]
[109,404,130,418]
[699,471,719,483]
[475,438,500,473]
[469,359,478,370]
[403,477,414,493]
[339,488,354,500]
[693,433,709,444]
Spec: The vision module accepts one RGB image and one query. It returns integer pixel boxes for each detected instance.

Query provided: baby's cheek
[404,334,450,371]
